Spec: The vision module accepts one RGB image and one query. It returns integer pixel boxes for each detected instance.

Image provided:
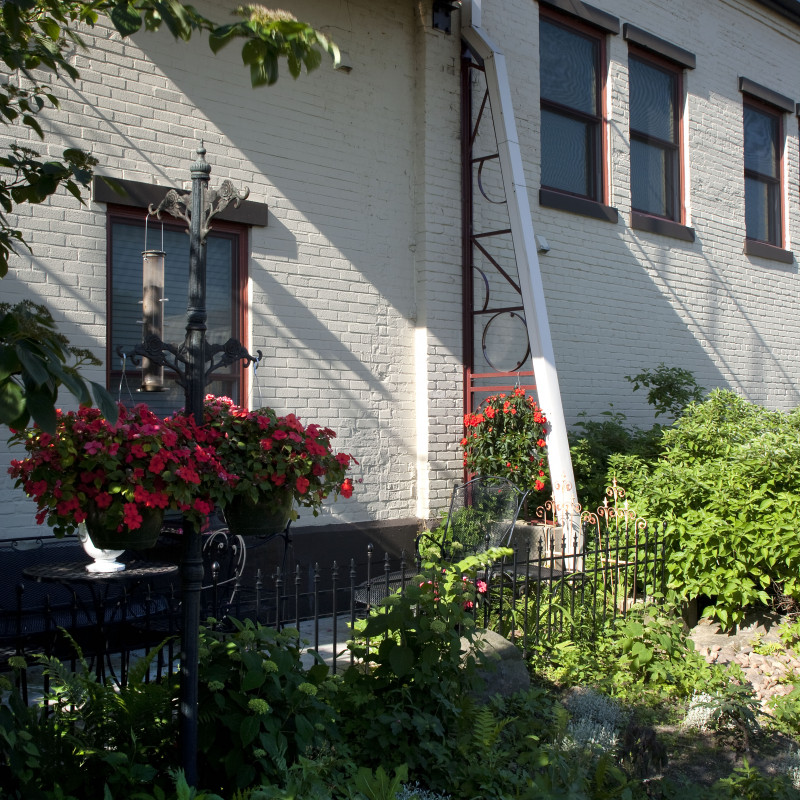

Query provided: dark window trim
[537,0,619,34]
[743,238,794,264]
[540,188,619,222]
[738,77,794,114]
[93,176,268,227]
[623,24,695,69]
[631,211,694,241]
[539,9,608,205]
[105,204,250,401]
[628,48,684,224]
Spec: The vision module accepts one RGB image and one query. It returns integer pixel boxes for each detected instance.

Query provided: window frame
[627,47,683,224]
[105,204,250,408]
[742,95,784,249]
[538,7,612,213]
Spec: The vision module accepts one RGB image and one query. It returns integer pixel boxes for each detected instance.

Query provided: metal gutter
[461,0,581,535]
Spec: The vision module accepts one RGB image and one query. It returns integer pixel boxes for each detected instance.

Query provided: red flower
[95,492,113,509]
[123,503,143,530]
[296,476,310,494]
[340,478,354,499]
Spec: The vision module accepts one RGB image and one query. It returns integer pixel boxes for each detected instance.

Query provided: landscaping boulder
[462,628,530,702]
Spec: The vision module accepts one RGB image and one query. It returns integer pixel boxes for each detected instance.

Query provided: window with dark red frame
[107,208,248,416]
[743,98,783,247]
[539,12,604,202]
[629,51,681,221]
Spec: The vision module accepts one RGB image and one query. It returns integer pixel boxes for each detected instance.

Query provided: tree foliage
[0,300,117,432]
[0,0,339,278]
[0,0,337,426]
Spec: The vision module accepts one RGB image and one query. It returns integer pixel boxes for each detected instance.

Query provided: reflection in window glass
[539,16,602,201]
[110,219,240,416]
[629,54,679,220]
[743,100,781,245]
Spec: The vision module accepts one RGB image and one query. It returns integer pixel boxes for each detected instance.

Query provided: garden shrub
[531,604,717,705]
[569,364,704,509]
[339,551,500,789]
[0,646,176,799]
[196,618,341,793]
[610,390,800,628]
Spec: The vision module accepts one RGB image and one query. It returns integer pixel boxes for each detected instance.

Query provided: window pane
[111,221,238,415]
[540,19,597,115]
[744,105,778,178]
[631,138,674,218]
[541,109,594,196]
[745,175,778,243]
[629,57,675,143]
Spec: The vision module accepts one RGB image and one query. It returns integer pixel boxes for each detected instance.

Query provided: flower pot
[84,505,165,551]
[77,523,125,573]
[223,493,293,537]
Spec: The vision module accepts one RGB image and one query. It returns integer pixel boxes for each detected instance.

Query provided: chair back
[201,529,246,617]
[440,476,528,561]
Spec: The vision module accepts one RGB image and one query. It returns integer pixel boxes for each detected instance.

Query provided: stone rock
[462,628,530,702]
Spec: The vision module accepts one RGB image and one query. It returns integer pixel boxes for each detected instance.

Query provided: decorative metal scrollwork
[205,339,260,381]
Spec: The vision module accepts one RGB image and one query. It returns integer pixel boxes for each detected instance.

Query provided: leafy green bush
[610,390,800,628]
[530,604,718,705]
[339,550,501,787]
[569,365,704,509]
[196,618,341,792]
[0,646,175,798]
[625,364,705,420]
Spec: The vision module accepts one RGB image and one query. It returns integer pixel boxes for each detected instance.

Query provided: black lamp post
[134,144,256,785]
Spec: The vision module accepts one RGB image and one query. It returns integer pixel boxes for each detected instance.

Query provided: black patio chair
[354,476,528,607]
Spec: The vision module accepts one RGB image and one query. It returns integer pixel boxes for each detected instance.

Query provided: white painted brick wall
[479,0,800,432]
[2,0,800,539]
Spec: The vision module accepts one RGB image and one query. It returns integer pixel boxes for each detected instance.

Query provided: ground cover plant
[6,567,800,799]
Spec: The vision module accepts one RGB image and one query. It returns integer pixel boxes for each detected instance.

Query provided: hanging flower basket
[84,504,165,550]
[222,492,293,538]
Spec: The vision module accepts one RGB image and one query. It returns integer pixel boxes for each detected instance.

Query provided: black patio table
[23,560,179,680]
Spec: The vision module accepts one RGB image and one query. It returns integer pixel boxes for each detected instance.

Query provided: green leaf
[388,645,414,678]
[0,380,26,425]
[91,382,119,424]
[110,2,143,37]
[14,343,50,387]
[208,25,237,53]
[0,346,21,382]
[239,714,260,747]
[26,384,57,433]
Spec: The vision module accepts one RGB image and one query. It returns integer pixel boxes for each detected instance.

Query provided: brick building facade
[1,0,799,540]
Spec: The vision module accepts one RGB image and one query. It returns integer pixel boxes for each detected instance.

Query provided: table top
[23,560,179,584]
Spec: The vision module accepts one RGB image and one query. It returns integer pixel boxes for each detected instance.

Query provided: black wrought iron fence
[1,513,667,704]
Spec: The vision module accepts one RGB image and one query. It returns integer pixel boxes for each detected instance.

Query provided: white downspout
[461,0,581,543]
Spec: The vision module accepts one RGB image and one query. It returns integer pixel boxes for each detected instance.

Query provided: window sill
[743,239,794,264]
[631,211,695,242]
[539,189,619,223]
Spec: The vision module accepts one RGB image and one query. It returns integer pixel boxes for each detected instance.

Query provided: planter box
[509,524,564,560]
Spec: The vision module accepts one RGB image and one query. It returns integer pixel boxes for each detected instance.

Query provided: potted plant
[8,403,228,550]
[460,388,555,553]
[461,387,549,493]
[170,395,355,536]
